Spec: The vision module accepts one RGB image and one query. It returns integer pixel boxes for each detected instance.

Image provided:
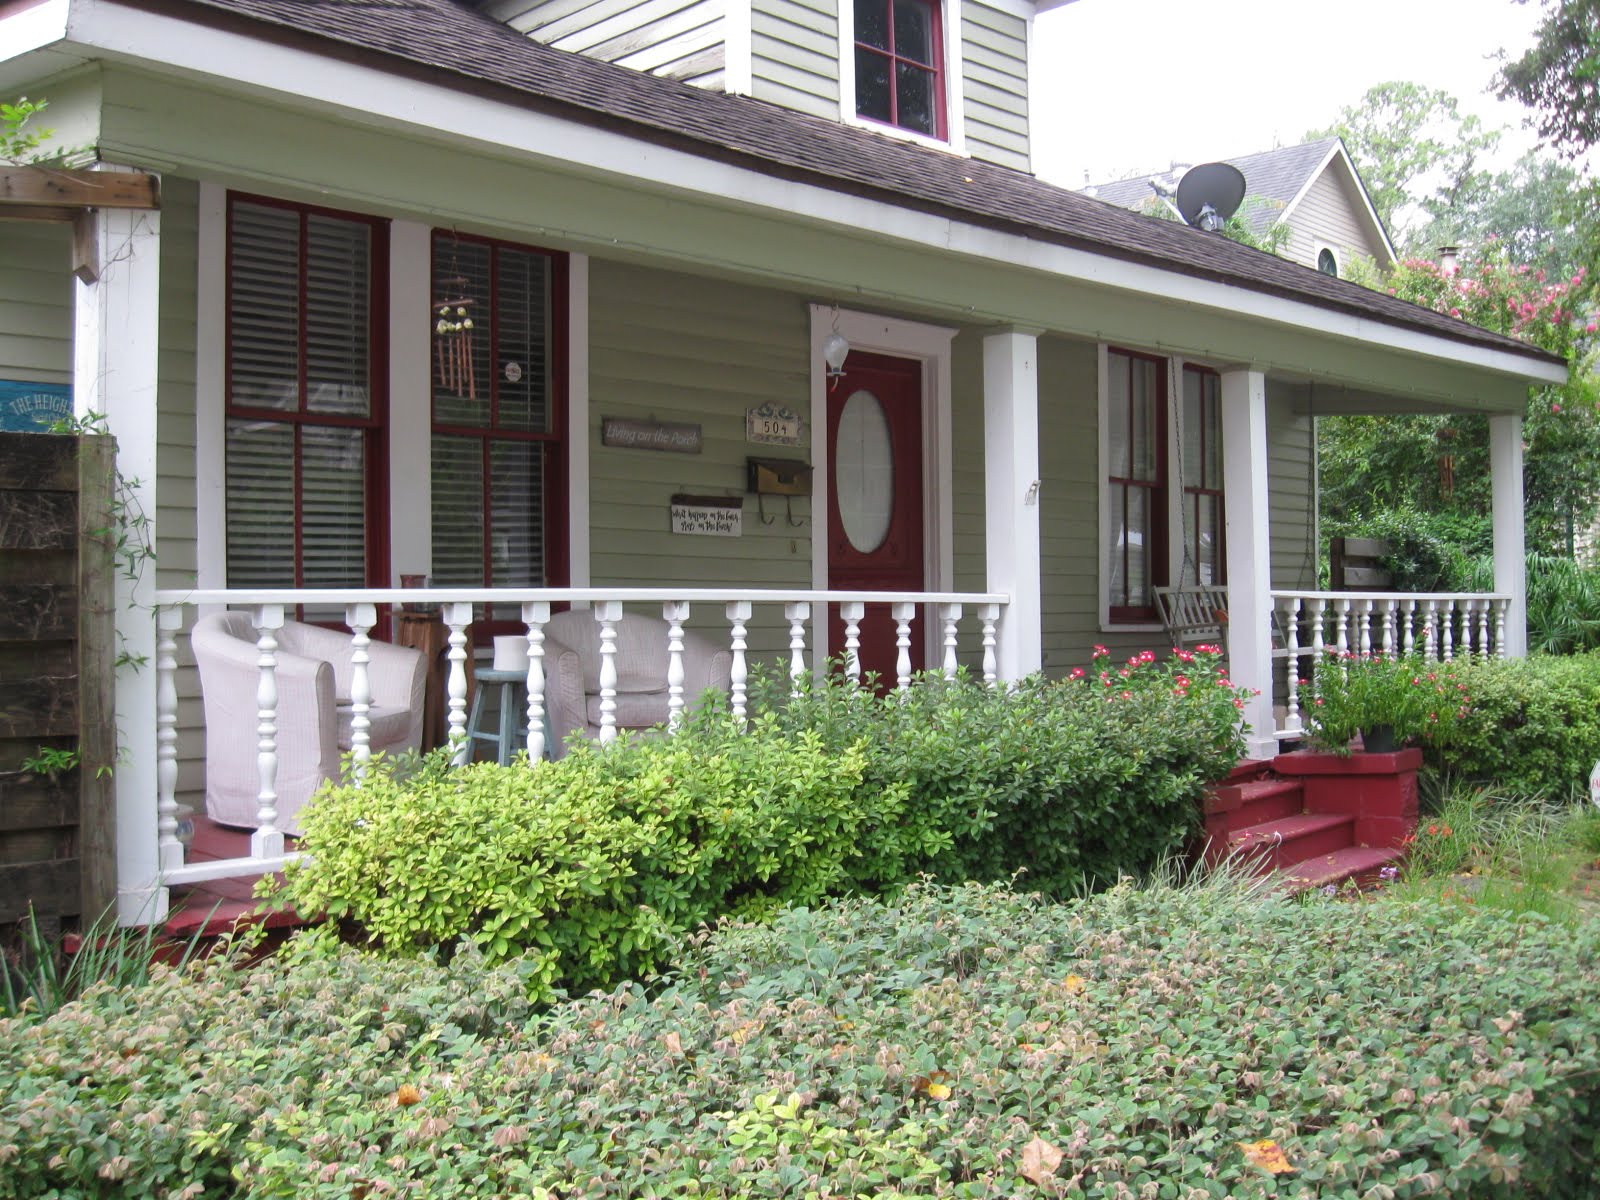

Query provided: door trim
[808,304,955,667]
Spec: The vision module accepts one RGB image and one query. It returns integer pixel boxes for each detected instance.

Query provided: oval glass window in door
[836,388,895,553]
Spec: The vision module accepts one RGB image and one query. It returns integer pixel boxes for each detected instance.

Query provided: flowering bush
[1298,650,1472,756]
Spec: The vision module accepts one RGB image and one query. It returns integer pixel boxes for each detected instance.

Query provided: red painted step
[1227,812,1357,873]
[1278,845,1406,893]
[1206,778,1306,834]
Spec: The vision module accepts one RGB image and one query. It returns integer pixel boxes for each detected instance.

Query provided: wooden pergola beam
[0,166,161,215]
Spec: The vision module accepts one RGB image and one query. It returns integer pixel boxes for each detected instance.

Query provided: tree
[1305,81,1501,244]
[1497,0,1600,158]
[1322,247,1600,563]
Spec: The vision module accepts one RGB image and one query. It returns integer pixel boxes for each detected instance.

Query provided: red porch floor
[164,815,305,939]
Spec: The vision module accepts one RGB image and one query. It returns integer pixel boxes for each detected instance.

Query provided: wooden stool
[465,668,527,765]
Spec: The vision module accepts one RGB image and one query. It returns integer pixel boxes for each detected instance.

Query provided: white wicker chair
[191,612,426,835]
[542,610,732,758]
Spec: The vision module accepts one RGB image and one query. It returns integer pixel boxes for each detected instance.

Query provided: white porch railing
[149,587,1007,888]
[1270,590,1511,740]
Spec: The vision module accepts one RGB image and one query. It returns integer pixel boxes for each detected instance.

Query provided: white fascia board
[68,0,1561,388]
[0,0,70,60]
[1279,142,1397,269]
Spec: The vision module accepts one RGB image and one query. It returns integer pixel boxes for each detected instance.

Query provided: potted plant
[1297,650,1471,756]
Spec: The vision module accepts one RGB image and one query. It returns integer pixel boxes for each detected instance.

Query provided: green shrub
[273,718,874,998]
[5,881,1599,1198]
[1465,552,1600,655]
[1296,649,1472,755]
[1426,652,1600,798]
[750,650,1248,895]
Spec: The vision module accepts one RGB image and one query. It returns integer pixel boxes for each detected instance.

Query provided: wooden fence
[0,431,116,933]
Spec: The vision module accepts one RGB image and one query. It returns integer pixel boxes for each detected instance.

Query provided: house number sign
[745,402,806,447]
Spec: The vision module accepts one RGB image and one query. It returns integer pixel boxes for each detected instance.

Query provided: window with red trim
[224,195,389,617]
[854,0,945,139]
[1181,365,1226,586]
[1105,348,1167,622]
[430,232,567,626]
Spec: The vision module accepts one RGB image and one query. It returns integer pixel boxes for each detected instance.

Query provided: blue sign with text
[0,381,72,433]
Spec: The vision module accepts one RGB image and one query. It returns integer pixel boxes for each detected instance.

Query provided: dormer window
[853,0,945,139]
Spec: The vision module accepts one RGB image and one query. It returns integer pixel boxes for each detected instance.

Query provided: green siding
[751,0,840,118]
[587,258,813,655]
[1036,335,1101,674]
[961,0,1029,172]
[1266,382,1319,591]
[0,223,73,388]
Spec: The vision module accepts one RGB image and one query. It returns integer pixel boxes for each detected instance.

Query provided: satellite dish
[1175,162,1246,232]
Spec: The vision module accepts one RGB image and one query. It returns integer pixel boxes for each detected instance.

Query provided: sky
[1031,0,1560,189]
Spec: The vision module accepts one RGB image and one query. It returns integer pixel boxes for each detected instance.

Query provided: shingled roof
[140,0,1557,368]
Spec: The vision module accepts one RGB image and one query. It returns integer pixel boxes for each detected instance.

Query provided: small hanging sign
[670,494,743,537]
[603,416,702,454]
[0,381,71,433]
[746,402,806,446]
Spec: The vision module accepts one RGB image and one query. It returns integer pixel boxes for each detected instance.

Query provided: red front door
[827,351,925,686]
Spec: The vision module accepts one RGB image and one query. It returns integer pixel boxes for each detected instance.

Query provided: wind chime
[433,261,478,399]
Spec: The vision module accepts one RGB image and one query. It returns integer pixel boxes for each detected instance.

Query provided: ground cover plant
[3,879,1598,1198]
[273,655,1248,996]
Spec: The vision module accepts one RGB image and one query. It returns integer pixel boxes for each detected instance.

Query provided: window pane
[1126,487,1150,609]
[495,249,552,433]
[300,425,367,588]
[894,62,937,135]
[225,419,295,585]
[855,48,892,122]
[1202,385,1221,487]
[1199,495,1221,585]
[1108,488,1128,608]
[1130,358,1158,481]
[855,0,889,48]
[1182,370,1202,487]
[305,215,371,417]
[433,238,492,428]
[1107,353,1130,477]
[431,433,485,587]
[229,203,300,412]
[836,388,895,553]
[488,440,545,621]
[893,0,934,65]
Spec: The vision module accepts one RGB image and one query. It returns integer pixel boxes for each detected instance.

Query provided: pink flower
[1069,667,1086,680]
[1233,698,1246,710]
[1552,404,1562,414]
[1587,321,1598,334]
[1092,644,1109,658]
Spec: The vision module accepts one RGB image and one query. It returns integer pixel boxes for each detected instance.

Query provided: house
[0,0,1564,925]
[1084,138,1397,279]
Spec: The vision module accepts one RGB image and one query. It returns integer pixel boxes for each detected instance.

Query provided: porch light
[822,331,850,383]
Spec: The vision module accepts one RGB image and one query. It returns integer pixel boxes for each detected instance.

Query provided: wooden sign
[602,416,702,454]
[0,381,71,433]
[670,494,742,537]
[746,402,806,446]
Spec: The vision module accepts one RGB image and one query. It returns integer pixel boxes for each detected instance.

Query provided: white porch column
[1220,368,1276,759]
[1490,413,1528,658]
[982,328,1042,679]
[74,195,164,924]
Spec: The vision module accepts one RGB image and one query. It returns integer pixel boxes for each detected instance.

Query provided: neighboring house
[0,0,1561,923]
[1084,137,1397,279]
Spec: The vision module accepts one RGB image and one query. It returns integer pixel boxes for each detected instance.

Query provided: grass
[1383,774,1600,922]
[1,903,217,1022]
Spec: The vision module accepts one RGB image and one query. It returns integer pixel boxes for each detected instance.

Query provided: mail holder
[746,457,812,526]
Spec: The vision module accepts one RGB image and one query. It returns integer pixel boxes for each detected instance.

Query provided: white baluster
[663,600,690,732]
[1402,598,1417,656]
[345,602,376,780]
[156,605,183,870]
[1334,598,1352,656]
[444,601,473,765]
[1357,599,1374,656]
[726,600,752,720]
[784,601,810,695]
[979,603,1000,687]
[1423,599,1441,661]
[892,601,915,691]
[522,600,549,761]
[1309,597,1327,660]
[1441,601,1456,662]
[1380,600,1397,656]
[594,600,622,744]
[1282,598,1302,736]
[841,601,865,683]
[1494,598,1509,657]
[252,604,285,860]
[1475,599,1490,658]
[939,603,962,679]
